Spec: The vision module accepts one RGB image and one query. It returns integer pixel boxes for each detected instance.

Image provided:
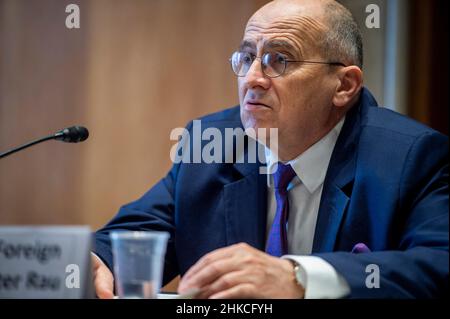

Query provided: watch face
[294,264,306,287]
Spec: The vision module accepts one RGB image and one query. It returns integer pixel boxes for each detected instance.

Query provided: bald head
[249,0,325,21]
[250,0,327,21]
[246,0,363,68]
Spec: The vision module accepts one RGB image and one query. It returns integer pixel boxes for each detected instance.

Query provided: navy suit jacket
[95,88,449,298]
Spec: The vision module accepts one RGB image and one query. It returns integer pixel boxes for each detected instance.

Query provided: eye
[241,52,255,64]
[274,53,287,64]
[262,53,285,66]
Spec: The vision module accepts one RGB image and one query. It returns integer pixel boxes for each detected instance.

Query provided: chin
[241,116,262,132]
[241,116,275,143]
[241,111,272,131]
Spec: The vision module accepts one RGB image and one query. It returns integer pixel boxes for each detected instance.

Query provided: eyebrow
[239,40,255,51]
[264,40,297,53]
[239,40,298,55]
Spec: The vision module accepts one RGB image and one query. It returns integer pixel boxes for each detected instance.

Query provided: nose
[243,57,271,90]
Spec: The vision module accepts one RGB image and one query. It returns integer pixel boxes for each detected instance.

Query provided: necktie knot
[273,163,296,192]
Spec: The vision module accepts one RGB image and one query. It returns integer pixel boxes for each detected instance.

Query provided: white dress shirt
[265,116,350,299]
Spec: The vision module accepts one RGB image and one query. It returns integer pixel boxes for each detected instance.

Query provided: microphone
[0,126,89,159]
[54,126,89,143]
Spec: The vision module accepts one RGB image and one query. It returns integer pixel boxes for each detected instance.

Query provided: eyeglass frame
[229,51,347,78]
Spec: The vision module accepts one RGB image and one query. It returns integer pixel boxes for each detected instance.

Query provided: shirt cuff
[282,255,350,299]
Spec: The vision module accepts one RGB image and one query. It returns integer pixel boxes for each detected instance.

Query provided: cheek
[274,80,318,129]
[278,73,319,108]
[238,79,246,103]
[277,84,305,115]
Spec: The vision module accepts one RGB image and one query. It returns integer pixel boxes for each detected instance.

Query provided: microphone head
[55,126,89,143]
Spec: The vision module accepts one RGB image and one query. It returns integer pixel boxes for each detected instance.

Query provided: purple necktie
[265,163,297,257]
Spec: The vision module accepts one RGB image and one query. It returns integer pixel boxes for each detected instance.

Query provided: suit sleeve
[93,122,193,286]
[316,131,449,298]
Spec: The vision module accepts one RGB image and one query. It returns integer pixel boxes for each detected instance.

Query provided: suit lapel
[312,157,354,252]
[312,90,370,253]
[223,144,267,250]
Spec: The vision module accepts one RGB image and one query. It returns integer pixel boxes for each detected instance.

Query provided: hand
[177,243,305,299]
[92,253,115,299]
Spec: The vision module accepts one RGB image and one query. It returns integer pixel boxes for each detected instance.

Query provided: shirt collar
[265,116,346,193]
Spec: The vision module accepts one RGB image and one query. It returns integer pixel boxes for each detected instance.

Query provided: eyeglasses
[229,51,346,78]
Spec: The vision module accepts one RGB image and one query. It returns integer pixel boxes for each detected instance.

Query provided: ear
[332,66,363,107]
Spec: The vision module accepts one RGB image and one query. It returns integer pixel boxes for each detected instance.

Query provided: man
[93,0,448,298]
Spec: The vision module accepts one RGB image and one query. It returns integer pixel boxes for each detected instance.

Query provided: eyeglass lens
[231,52,286,78]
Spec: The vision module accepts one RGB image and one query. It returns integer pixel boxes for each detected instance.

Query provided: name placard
[0,226,94,299]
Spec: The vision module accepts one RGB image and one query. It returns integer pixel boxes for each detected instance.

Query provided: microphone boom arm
[0,126,89,159]
[0,135,54,159]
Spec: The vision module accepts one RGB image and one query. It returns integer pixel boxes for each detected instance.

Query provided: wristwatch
[290,259,307,289]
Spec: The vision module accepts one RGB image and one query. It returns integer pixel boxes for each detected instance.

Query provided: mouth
[244,101,271,111]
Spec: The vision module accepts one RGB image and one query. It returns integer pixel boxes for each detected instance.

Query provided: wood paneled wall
[0,0,269,228]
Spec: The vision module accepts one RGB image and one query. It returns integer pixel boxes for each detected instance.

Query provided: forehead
[242,11,327,55]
